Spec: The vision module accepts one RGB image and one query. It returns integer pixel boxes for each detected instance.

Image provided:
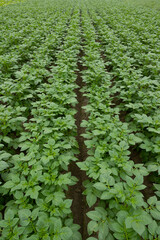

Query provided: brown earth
[67,48,89,239]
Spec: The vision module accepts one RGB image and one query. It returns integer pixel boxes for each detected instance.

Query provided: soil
[130,146,142,164]
[67,48,89,239]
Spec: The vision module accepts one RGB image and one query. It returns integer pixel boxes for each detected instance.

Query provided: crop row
[77,4,160,240]
[0,0,23,7]
[89,0,160,79]
[87,4,160,180]
[0,2,82,239]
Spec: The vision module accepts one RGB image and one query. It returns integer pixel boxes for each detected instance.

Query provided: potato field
[0,0,160,239]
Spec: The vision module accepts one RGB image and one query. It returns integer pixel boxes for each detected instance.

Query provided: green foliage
[78,3,160,239]
[0,0,160,239]
[0,1,82,239]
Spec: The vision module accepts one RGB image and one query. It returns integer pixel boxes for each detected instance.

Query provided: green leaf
[147,196,157,205]
[87,211,101,221]
[132,221,145,236]
[11,174,20,183]
[26,186,41,199]
[117,211,129,224]
[18,209,31,226]
[20,143,30,151]
[148,164,158,172]
[133,136,142,143]
[110,222,123,233]
[106,233,114,240]
[27,236,39,240]
[87,238,97,240]
[154,184,160,191]
[138,213,152,225]
[14,191,23,199]
[0,161,9,171]
[98,221,109,239]
[44,128,52,134]
[36,216,49,232]
[41,156,49,165]
[156,225,160,235]
[76,162,88,170]
[125,217,133,228]
[71,231,82,240]
[60,227,72,240]
[86,193,97,207]
[93,130,103,136]
[5,209,15,221]
[126,176,134,187]
[31,208,39,221]
[148,220,157,235]
[0,152,11,160]
[16,117,27,122]
[93,182,106,191]
[54,218,62,232]
[88,220,98,234]
[113,232,125,240]
[150,209,160,220]
[48,139,55,146]
[0,220,8,227]
[3,136,11,144]
[134,174,143,185]
[3,181,14,189]
[101,191,113,200]
[156,202,160,211]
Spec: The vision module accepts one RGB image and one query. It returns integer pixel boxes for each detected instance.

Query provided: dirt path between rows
[67,46,89,239]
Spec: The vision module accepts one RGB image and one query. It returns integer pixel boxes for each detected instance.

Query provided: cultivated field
[0,0,160,239]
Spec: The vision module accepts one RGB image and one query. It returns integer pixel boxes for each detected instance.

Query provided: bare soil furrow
[67,46,89,238]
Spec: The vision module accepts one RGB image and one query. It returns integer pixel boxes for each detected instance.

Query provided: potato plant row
[76,6,160,240]
[87,4,160,179]
[0,1,82,239]
[89,1,160,80]
[0,0,23,7]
